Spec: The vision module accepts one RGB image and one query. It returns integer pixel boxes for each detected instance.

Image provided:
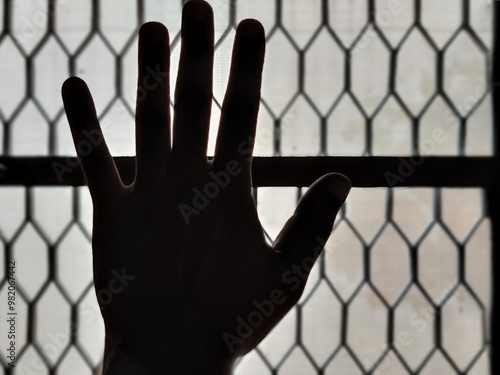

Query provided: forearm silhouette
[61,1,351,373]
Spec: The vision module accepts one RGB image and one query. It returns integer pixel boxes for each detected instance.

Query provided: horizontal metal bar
[0,156,495,187]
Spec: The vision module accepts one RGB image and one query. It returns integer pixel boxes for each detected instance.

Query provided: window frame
[0,0,497,373]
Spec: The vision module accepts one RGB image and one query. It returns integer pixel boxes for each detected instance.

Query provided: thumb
[273,173,351,269]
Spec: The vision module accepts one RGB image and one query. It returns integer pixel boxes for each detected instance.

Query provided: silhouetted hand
[62,1,351,374]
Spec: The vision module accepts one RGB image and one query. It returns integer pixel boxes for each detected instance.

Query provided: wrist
[102,333,234,375]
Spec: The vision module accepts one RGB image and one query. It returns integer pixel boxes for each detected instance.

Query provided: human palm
[62,1,351,373]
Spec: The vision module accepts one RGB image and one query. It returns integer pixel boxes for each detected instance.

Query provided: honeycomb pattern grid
[0,0,493,374]
[0,186,491,374]
[0,0,493,157]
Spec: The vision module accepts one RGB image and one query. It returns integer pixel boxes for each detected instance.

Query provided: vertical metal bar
[47,1,56,156]
[273,118,281,156]
[137,0,144,26]
[3,0,11,34]
[275,0,282,27]
[415,0,421,26]
[488,188,499,375]
[47,0,56,33]
[320,117,327,155]
[489,3,500,374]
[115,56,121,97]
[366,118,372,156]
[298,51,305,92]
[412,118,419,155]
[368,0,375,23]
[462,0,470,29]
[321,0,328,25]
[91,0,99,32]
[345,50,351,92]
[229,0,236,27]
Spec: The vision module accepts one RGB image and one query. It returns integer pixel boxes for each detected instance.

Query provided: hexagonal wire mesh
[0,0,494,374]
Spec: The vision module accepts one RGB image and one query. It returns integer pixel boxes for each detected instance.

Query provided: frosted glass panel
[0,0,492,157]
[0,1,493,374]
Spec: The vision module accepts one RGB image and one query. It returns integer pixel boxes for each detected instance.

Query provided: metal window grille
[0,0,497,374]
